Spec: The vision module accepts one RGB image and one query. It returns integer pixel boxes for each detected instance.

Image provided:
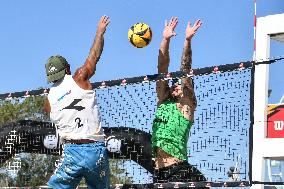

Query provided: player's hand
[163,17,178,40]
[185,19,202,41]
[97,15,110,34]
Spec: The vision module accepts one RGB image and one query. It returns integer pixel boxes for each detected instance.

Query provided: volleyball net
[0,57,283,188]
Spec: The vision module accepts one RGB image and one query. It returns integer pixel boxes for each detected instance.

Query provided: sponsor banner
[267,104,284,138]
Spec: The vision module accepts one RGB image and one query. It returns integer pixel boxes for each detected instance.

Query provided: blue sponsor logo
[58,90,71,101]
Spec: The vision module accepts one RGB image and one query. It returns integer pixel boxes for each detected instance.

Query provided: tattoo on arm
[180,41,192,72]
[158,38,170,73]
[181,77,197,109]
[83,32,105,79]
[156,80,170,106]
[180,40,196,108]
[157,38,171,105]
[89,32,104,61]
[88,32,104,64]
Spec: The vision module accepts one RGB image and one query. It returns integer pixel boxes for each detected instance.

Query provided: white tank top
[48,75,104,142]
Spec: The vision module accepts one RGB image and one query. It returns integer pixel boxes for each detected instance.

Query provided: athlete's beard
[171,94,182,102]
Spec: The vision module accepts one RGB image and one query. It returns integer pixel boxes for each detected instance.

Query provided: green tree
[0,165,14,187]
[0,95,53,187]
[0,95,48,126]
[15,154,58,187]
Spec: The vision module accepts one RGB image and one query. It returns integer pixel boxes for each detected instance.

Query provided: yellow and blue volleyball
[128,23,152,48]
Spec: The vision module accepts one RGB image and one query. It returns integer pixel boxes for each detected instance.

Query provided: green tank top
[152,100,193,160]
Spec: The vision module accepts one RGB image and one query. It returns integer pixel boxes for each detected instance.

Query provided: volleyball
[128,23,152,48]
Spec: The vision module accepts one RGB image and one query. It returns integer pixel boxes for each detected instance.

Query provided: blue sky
[0,0,283,102]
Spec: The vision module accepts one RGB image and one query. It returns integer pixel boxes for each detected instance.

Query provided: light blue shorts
[48,142,109,189]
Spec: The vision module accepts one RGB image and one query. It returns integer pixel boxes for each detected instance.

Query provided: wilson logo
[274,121,284,131]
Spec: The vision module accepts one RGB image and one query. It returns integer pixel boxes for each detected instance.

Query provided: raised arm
[180,19,202,72]
[74,16,110,82]
[180,19,202,109]
[157,17,178,105]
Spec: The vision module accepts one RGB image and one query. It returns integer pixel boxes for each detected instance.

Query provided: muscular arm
[74,16,110,86]
[85,29,105,77]
[180,39,192,72]
[180,20,202,109]
[180,39,197,109]
[157,38,171,106]
[44,98,51,115]
[157,17,178,106]
[158,38,170,73]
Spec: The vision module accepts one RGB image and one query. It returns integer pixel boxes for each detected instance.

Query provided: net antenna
[228,154,241,182]
[279,94,284,104]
